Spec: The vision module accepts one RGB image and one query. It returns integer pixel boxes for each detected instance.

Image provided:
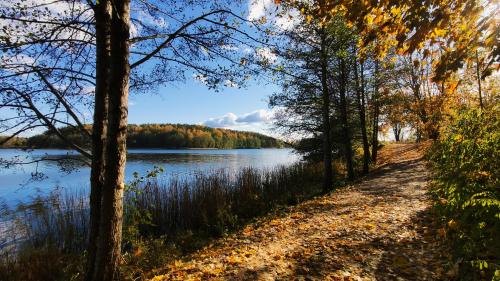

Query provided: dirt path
[149,144,451,281]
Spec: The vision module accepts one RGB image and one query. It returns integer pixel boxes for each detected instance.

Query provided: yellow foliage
[432,28,447,38]
[306,14,313,23]
[447,219,458,230]
[150,274,168,281]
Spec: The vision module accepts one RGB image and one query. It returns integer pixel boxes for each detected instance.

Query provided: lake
[0,148,300,207]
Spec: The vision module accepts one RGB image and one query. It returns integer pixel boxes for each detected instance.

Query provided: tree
[1,1,267,279]
[86,0,111,278]
[329,23,356,180]
[269,19,337,191]
[88,3,264,276]
[370,60,381,163]
[269,14,365,184]
[353,57,370,173]
[382,91,411,142]
[389,50,451,140]
[319,26,334,191]
[286,0,498,81]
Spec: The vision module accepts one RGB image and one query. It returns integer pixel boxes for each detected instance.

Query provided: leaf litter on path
[149,144,451,281]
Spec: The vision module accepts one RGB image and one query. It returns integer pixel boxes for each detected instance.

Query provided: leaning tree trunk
[354,59,370,174]
[339,58,354,180]
[92,0,130,279]
[371,60,380,164]
[320,30,333,193]
[85,1,111,280]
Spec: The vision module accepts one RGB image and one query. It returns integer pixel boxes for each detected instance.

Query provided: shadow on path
[151,145,451,281]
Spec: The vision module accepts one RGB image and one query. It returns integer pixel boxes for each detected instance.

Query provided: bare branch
[130,9,231,69]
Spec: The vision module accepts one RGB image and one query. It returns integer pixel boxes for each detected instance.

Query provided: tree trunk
[85,1,111,280]
[320,30,333,193]
[339,58,354,180]
[371,61,380,164]
[393,124,401,142]
[354,59,370,174]
[476,50,483,110]
[92,0,130,279]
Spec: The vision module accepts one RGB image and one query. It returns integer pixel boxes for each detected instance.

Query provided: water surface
[0,148,299,206]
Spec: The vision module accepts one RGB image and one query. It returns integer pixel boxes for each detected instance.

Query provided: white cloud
[0,0,86,15]
[130,22,139,38]
[204,109,275,129]
[0,54,35,67]
[138,10,168,28]
[248,0,274,21]
[274,8,301,30]
[129,10,167,39]
[236,109,274,123]
[242,46,254,54]
[255,47,277,64]
[204,112,239,128]
[247,0,301,31]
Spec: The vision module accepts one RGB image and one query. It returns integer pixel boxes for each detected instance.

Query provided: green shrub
[428,105,500,280]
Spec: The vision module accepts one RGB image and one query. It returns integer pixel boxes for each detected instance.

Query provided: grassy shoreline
[0,162,325,281]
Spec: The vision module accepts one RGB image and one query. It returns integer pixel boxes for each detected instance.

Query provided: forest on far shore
[0,124,286,149]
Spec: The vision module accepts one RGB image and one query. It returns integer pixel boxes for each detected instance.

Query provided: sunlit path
[149,144,451,281]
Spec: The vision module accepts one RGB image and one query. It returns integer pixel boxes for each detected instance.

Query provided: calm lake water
[0,148,299,207]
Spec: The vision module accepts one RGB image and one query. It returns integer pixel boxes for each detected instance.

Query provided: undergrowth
[0,162,324,281]
[428,104,500,280]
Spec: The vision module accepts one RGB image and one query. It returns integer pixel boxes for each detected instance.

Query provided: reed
[0,162,324,280]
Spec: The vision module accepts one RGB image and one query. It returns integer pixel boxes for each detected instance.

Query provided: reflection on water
[0,148,300,206]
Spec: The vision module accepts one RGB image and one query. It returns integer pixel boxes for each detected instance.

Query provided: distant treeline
[2,124,285,149]
[0,136,27,147]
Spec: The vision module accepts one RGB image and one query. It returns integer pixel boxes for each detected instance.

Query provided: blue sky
[128,79,279,135]
[0,0,292,138]
[126,0,289,136]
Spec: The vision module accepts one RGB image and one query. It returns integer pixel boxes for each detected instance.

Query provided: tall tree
[85,0,111,279]
[370,60,380,163]
[1,1,267,279]
[91,0,131,278]
[319,27,334,191]
[269,14,361,182]
[353,58,370,173]
[337,55,354,180]
[269,21,335,191]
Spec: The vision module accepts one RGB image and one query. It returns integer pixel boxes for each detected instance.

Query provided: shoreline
[0,146,289,150]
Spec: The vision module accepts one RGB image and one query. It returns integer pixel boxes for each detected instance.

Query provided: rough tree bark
[371,60,380,164]
[92,0,130,279]
[338,58,354,180]
[85,1,111,280]
[320,29,333,193]
[354,59,370,174]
